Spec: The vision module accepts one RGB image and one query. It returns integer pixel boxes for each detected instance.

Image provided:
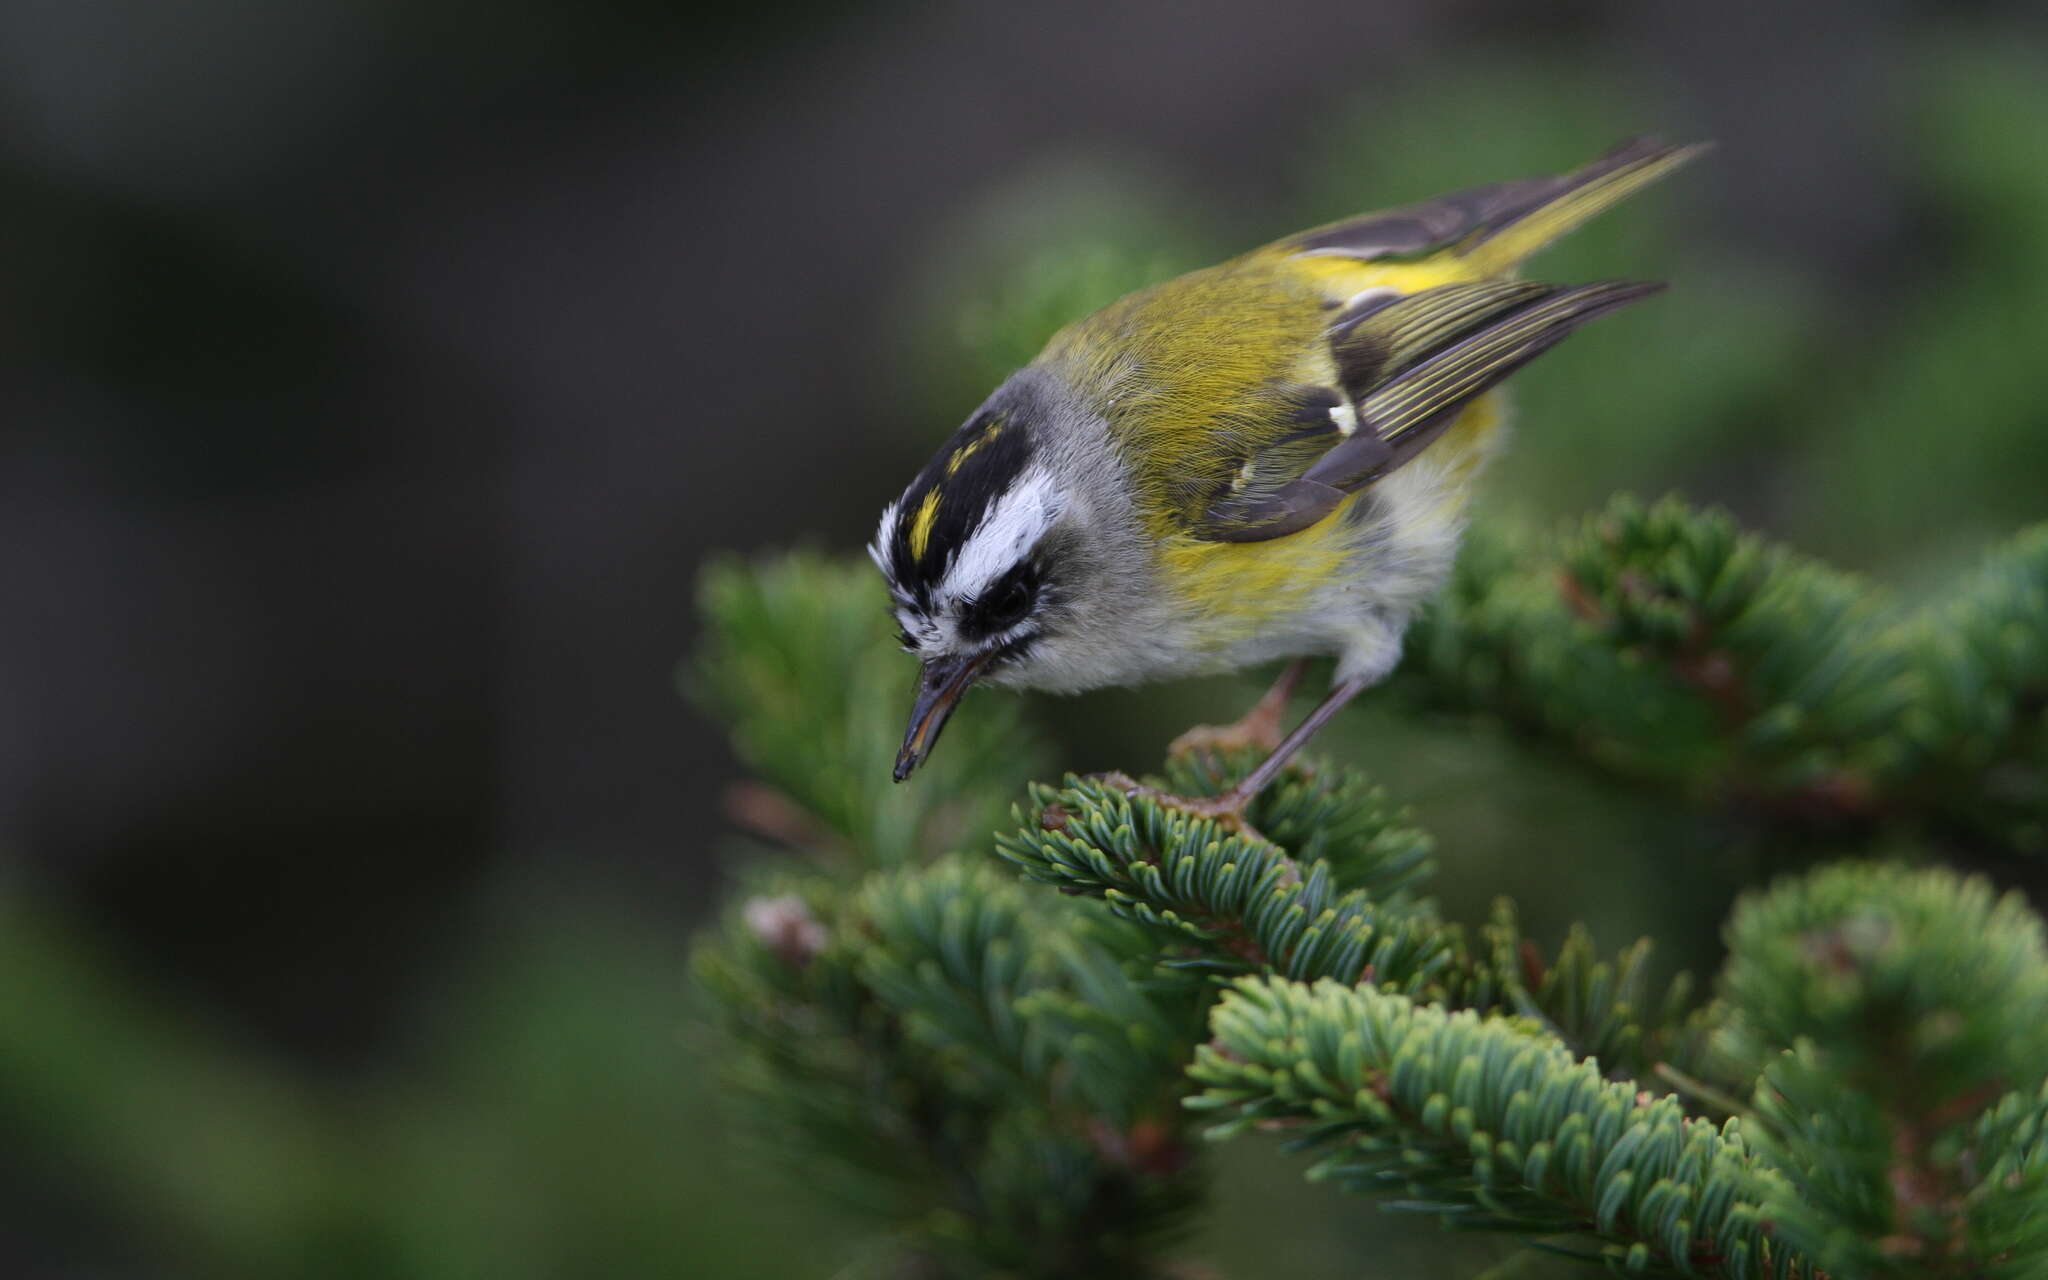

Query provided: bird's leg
[1097,673,1371,843]
[1205,674,1369,813]
[1167,660,1309,760]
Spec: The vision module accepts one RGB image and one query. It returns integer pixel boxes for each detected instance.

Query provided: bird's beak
[894,651,992,782]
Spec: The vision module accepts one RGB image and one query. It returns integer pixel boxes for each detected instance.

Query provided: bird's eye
[984,577,1034,630]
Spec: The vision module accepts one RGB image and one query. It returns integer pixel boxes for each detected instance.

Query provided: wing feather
[1194,280,1661,542]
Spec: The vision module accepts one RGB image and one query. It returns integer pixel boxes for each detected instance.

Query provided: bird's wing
[1191,279,1661,542]
[1281,137,1704,275]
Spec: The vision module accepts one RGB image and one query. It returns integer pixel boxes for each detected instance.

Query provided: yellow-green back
[1032,137,1704,542]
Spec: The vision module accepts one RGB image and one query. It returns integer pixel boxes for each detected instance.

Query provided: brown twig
[722,780,846,858]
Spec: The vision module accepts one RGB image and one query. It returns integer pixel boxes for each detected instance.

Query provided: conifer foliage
[691,500,2048,1278]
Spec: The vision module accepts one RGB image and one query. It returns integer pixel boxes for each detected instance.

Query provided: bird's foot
[1167,661,1305,761]
[1167,714,1285,762]
[1085,771,1270,846]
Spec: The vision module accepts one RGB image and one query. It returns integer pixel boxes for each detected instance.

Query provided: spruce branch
[994,771,1455,990]
[693,556,1207,1276]
[1960,1080,2048,1277]
[1897,523,2048,852]
[1154,746,1438,905]
[1186,976,1816,1278]
[696,874,952,1216]
[1717,863,2048,1091]
[695,860,1205,1278]
[1399,496,2048,850]
[692,529,2048,1275]
[995,761,1715,1084]
[1462,899,1723,1090]
[1715,863,2048,1276]
[850,861,1064,1098]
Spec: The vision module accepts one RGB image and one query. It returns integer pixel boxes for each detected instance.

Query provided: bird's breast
[1155,497,1368,659]
[1151,391,1506,669]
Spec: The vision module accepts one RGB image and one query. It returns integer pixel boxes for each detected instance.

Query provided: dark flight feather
[1195,280,1662,542]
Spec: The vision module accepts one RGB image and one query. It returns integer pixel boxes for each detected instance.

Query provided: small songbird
[872,138,1703,826]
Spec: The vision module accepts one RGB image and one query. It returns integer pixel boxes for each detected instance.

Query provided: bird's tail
[1280,137,1708,277]
[1457,137,1710,274]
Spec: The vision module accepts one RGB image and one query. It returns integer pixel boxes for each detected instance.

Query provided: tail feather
[1459,137,1709,271]
[1285,137,1708,272]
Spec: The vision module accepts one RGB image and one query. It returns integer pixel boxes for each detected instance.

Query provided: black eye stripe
[983,580,1030,627]
[957,562,1041,639]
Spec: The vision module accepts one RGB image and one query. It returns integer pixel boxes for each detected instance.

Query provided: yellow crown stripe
[908,489,943,562]
[946,422,1002,476]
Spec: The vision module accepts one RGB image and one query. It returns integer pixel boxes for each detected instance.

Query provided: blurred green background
[2,2,2045,1275]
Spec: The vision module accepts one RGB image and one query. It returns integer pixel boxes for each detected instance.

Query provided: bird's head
[870,374,1125,781]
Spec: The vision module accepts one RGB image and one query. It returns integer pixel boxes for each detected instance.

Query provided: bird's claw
[1168,661,1305,761]
[1167,712,1286,761]
[1082,771,1270,845]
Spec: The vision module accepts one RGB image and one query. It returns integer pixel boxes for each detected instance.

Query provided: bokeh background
[4,1,2047,1275]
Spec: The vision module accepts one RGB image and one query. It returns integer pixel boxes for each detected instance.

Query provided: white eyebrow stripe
[938,468,1062,604]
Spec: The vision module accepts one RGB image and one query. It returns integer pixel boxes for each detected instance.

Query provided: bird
[870,137,1703,830]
